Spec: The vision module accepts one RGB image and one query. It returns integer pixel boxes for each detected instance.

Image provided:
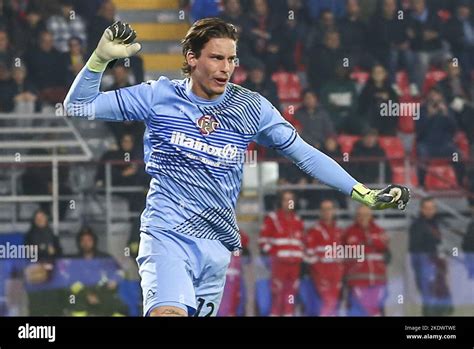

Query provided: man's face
[356,205,373,227]
[320,201,335,222]
[0,32,8,51]
[346,0,360,17]
[281,192,295,212]
[120,135,134,152]
[40,33,54,51]
[80,234,95,254]
[303,92,318,109]
[189,38,236,99]
[363,134,378,147]
[421,200,436,219]
[249,68,264,84]
[383,0,396,16]
[34,212,48,229]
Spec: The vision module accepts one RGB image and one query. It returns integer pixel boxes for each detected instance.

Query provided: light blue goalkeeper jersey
[64,68,358,251]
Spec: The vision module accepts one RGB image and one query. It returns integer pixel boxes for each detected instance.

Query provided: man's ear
[186,51,197,69]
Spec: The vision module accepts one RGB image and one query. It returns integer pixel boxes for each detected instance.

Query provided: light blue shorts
[136,229,231,316]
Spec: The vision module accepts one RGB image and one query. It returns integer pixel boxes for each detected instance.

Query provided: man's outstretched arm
[64,21,153,121]
[255,97,410,210]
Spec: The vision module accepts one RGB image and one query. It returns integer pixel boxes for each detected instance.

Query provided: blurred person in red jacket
[218,230,250,316]
[259,190,304,316]
[305,199,344,316]
[344,205,389,316]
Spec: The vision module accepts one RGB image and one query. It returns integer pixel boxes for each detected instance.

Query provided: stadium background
[0,0,473,316]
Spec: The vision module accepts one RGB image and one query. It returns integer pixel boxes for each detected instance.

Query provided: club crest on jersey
[196,115,219,135]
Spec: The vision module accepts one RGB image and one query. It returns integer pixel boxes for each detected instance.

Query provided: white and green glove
[87,21,142,73]
[351,183,410,210]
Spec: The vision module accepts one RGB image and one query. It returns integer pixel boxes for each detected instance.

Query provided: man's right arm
[63,21,151,121]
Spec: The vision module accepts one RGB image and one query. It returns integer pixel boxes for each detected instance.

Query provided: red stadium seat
[424,162,458,190]
[281,103,302,131]
[378,136,405,160]
[271,71,302,103]
[337,134,360,154]
[454,131,470,160]
[391,163,419,186]
[422,68,447,95]
[397,96,419,133]
[350,68,370,86]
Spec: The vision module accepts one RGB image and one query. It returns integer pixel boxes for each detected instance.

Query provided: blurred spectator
[242,59,279,108]
[21,149,72,219]
[24,209,62,263]
[444,1,474,80]
[218,230,250,316]
[337,0,371,70]
[406,0,446,90]
[416,88,463,186]
[24,31,68,104]
[308,30,348,92]
[87,0,115,55]
[244,0,280,73]
[321,137,348,209]
[344,205,389,316]
[305,0,346,21]
[319,65,358,133]
[68,227,126,316]
[46,0,86,53]
[11,65,38,113]
[0,30,15,67]
[74,227,111,259]
[220,0,251,61]
[351,128,392,184]
[437,59,474,146]
[65,36,85,85]
[295,90,335,148]
[0,63,15,112]
[322,136,342,159]
[305,9,338,59]
[258,190,304,316]
[304,199,344,316]
[72,0,105,20]
[409,197,453,316]
[369,0,417,90]
[96,133,147,216]
[191,0,223,21]
[358,63,399,135]
[96,133,144,187]
[13,4,47,54]
[109,64,132,91]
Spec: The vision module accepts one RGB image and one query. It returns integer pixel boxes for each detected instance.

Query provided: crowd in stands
[0,0,471,197]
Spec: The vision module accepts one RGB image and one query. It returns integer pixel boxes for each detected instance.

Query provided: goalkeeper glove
[351,183,410,210]
[87,21,142,73]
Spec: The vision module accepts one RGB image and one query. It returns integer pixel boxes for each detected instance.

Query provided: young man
[64,18,410,317]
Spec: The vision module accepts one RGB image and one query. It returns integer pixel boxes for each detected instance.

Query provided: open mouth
[214,77,228,86]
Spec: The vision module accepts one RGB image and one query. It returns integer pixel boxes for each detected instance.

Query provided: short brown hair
[181,17,238,77]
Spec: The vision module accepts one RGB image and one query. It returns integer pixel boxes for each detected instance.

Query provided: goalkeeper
[64,19,410,317]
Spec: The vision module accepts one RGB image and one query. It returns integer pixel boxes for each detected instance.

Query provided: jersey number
[194,297,214,317]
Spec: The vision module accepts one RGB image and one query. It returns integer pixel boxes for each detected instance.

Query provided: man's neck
[189,78,220,100]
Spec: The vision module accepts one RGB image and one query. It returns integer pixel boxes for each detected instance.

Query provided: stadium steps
[115,0,188,80]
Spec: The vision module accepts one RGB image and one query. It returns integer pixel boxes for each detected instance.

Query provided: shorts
[137,228,232,316]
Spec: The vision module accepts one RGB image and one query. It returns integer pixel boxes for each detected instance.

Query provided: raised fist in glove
[87,21,142,72]
[351,183,410,210]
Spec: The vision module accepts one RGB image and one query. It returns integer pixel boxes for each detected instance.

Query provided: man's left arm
[254,96,410,210]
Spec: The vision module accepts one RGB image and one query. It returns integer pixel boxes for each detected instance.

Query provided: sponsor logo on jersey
[171,131,238,159]
[196,115,219,135]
